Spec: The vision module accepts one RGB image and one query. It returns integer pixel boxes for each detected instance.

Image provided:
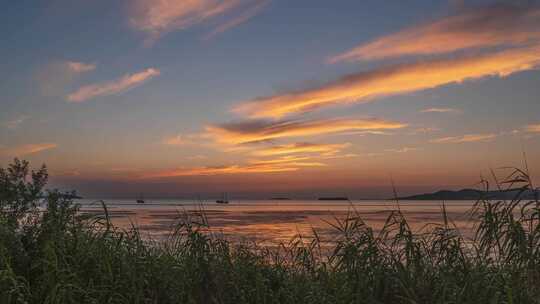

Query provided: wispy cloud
[129,0,267,41]
[67,61,96,73]
[430,133,497,143]
[67,68,160,103]
[384,147,420,153]
[144,164,295,178]
[162,133,212,147]
[162,134,188,146]
[143,156,324,178]
[328,4,540,63]
[188,155,208,160]
[247,155,325,166]
[420,107,462,114]
[235,45,540,119]
[204,0,269,40]
[36,60,97,97]
[408,127,441,135]
[355,147,420,158]
[4,115,29,130]
[0,143,57,156]
[320,153,359,160]
[206,117,406,145]
[253,142,349,156]
[525,124,540,133]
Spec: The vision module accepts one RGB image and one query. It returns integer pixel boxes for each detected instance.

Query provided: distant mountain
[397,188,537,201]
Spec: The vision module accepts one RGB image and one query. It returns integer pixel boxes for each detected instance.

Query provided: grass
[0,158,539,303]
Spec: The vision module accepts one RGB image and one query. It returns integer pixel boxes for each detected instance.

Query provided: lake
[77,199,479,245]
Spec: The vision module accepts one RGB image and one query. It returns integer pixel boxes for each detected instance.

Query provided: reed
[1,159,539,303]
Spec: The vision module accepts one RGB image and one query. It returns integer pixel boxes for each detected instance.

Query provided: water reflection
[79,199,478,245]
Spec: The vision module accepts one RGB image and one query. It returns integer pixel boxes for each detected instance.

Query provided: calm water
[77,199,478,245]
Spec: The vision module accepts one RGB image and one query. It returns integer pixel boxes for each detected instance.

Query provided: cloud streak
[421,107,462,114]
[430,133,497,143]
[67,68,160,103]
[162,135,188,146]
[143,156,324,178]
[204,0,269,40]
[384,147,420,153]
[329,4,540,63]
[252,142,349,156]
[36,61,97,97]
[162,134,193,146]
[130,0,267,40]
[0,143,57,156]
[206,118,406,145]
[67,61,96,73]
[525,124,540,133]
[247,155,325,167]
[235,45,540,119]
[144,164,295,177]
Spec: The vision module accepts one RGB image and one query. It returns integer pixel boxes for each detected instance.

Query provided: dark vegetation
[1,159,539,303]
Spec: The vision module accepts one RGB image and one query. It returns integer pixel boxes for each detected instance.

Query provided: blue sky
[1,0,540,198]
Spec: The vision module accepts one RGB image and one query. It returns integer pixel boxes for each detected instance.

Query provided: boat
[216,193,229,204]
[136,194,145,204]
[317,197,349,201]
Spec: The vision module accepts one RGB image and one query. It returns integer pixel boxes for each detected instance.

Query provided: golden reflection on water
[80,200,478,245]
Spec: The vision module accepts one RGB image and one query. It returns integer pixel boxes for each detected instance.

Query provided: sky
[1,0,540,199]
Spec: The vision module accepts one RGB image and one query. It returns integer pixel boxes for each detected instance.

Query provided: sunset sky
[1,0,540,198]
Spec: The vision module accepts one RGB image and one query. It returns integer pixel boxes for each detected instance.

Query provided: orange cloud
[235,45,540,119]
[206,118,406,145]
[161,133,212,148]
[67,68,160,102]
[329,4,540,63]
[130,0,266,40]
[247,155,307,163]
[0,143,57,156]
[246,155,325,167]
[130,0,240,33]
[420,107,462,114]
[162,134,191,146]
[253,142,349,156]
[144,165,294,178]
[430,133,497,143]
[408,127,441,135]
[525,124,540,133]
[204,0,269,40]
[384,147,420,153]
[67,61,96,73]
[143,151,332,178]
[143,159,325,178]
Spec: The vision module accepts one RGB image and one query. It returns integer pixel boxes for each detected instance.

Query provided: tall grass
[1,159,539,303]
